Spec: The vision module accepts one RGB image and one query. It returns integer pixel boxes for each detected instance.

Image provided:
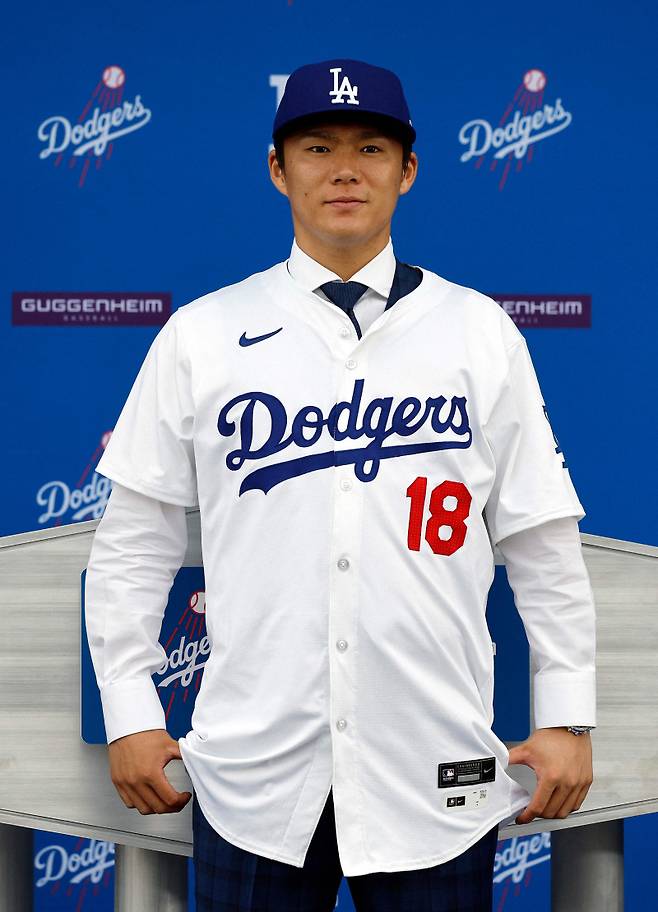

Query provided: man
[85,58,596,911]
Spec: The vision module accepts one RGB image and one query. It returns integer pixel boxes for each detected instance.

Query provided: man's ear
[399,151,418,196]
[268,149,288,197]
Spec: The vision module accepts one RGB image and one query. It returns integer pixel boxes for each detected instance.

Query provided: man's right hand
[108,729,192,815]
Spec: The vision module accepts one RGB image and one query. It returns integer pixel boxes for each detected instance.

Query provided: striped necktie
[318,280,369,315]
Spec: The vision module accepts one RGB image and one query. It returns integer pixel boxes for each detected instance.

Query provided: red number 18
[406,477,472,556]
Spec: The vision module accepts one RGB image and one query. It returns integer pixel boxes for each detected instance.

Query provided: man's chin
[318,219,372,244]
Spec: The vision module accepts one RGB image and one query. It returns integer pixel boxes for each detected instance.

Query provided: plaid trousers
[193,787,499,911]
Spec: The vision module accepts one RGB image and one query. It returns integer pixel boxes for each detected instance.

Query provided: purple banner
[489,294,591,328]
[12,292,172,326]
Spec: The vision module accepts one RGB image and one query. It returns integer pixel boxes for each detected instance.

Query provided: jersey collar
[286,236,396,301]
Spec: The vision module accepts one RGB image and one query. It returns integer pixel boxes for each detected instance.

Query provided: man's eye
[306,145,382,153]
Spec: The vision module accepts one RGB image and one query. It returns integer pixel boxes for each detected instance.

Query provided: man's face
[268,118,418,250]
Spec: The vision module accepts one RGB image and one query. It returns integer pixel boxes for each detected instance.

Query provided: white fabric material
[93,305,199,507]
[288,235,393,333]
[85,483,189,743]
[86,487,597,740]
[87,239,593,875]
[496,516,597,730]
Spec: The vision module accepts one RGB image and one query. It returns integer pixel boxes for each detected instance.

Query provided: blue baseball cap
[272,58,416,148]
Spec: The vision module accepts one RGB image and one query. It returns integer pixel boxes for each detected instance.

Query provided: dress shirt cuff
[100,678,166,745]
[533,670,597,729]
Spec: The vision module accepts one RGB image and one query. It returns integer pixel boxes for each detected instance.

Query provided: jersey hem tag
[438,756,496,788]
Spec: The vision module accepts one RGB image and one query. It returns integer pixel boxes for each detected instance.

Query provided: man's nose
[331,150,362,180]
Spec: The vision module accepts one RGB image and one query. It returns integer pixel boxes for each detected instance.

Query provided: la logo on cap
[329,66,359,106]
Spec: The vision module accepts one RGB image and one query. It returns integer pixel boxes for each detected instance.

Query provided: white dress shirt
[287,235,395,334]
[85,236,596,875]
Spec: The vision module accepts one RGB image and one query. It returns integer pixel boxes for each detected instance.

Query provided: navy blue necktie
[319,280,369,315]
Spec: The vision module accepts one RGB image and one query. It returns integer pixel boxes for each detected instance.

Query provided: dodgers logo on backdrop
[37,65,152,188]
[329,66,359,106]
[36,431,114,527]
[217,377,473,495]
[493,833,551,902]
[458,69,572,191]
[155,588,211,693]
[34,834,115,891]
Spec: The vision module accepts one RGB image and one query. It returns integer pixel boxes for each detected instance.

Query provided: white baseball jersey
[94,239,588,876]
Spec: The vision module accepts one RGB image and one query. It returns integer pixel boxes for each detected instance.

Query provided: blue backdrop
[3,1,656,909]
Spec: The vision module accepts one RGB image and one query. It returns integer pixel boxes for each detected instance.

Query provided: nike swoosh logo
[483,764,494,774]
[239,327,283,347]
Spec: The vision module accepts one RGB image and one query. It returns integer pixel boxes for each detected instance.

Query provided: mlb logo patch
[441,766,456,784]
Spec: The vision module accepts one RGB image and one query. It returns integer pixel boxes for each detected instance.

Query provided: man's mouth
[325,198,366,209]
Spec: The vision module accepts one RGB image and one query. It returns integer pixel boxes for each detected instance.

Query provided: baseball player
[85,58,596,911]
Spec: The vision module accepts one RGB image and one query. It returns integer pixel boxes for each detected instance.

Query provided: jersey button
[339,479,352,491]
[339,327,350,337]
[345,358,357,369]
[337,557,350,571]
[336,718,348,731]
[336,639,348,651]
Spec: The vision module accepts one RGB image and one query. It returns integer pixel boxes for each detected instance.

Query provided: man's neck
[294,231,390,282]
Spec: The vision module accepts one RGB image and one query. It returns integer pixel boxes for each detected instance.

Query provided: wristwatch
[567,726,594,735]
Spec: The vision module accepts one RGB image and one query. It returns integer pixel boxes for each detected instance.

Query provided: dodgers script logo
[459,68,572,191]
[329,66,359,106]
[217,378,472,495]
[34,837,115,890]
[156,588,210,692]
[37,65,152,188]
[493,833,551,900]
[35,430,119,528]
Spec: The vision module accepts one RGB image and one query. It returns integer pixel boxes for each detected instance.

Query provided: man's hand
[108,729,192,815]
[507,727,593,824]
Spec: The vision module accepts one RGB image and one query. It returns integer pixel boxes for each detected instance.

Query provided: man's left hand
[507,727,593,824]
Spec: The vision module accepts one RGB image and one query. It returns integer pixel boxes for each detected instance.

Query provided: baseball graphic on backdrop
[189,590,206,614]
[523,68,547,92]
[102,65,125,89]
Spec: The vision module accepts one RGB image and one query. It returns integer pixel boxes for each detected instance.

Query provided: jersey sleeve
[483,337,585,547]
[96,309,199,507]
[84,482,189,744]
[496,516,597,729]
